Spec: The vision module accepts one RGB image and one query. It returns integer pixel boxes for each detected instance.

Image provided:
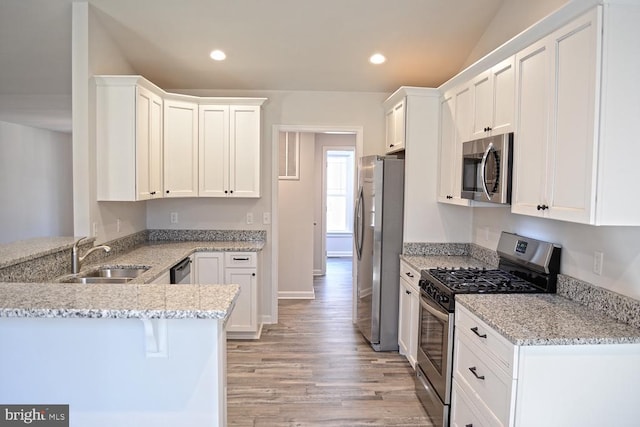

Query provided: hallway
[227,258,431,426]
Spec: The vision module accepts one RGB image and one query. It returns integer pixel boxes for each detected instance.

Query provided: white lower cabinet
[193,251,261,339]
[224,252,260,339]
[398,260,420,368]
[452,303,640,427]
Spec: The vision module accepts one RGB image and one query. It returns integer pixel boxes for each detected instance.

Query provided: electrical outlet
[246,213,254,225]
[170,212,178,224]
[263,212,271,224]
[593,251,604,275]
[116,218,121,233]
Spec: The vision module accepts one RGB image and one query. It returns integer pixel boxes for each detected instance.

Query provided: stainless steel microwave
[461,132,513,204]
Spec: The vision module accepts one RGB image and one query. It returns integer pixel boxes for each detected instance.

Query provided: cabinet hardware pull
[166,190,170,194]
[252,273,256,277]
[224,190,228,194]
[470,327,487,338]
[389,144,394,147]
[405,272,414,278]
[466,424,473,427]
[150,191,156,195]
[233,257,250,261]
[469,366,485,380]
[405,290,411,295]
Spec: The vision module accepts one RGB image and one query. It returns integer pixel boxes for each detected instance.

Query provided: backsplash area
[404,241,640,330]
[0,230,266,282]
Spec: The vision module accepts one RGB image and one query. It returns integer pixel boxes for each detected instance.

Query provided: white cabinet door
[199,105,229,197]
[199,104,261,198]
[512,38,553,217]
[229,105,261,197]
[471,57,515,140]
[194,252,224,284]
[438,84,473,206]
[545,11,598,223]
[164,99,198,198]
[136,86,164,200]
[398,278,412,359]
[225,267,257,333]
[385,100,405,153]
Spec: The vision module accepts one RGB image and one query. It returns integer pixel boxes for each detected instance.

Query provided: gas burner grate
[427,267,541,293]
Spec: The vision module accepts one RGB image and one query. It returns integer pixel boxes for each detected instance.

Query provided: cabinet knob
[166,190,170,194]
[150,191,156,195]
[484,126,492,132]
[224,190,228,194]
[446,195,453,199]
[405,272,414,278]
[230,190,234,194]
[405,289,411,295]
[537,204,549,211]
[252,273,256,277]
[389,144,394,148]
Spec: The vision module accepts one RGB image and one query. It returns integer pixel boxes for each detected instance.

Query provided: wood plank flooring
[227,258,432,426]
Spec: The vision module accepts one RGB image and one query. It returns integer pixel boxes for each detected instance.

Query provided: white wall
[0,121,73,243]
[277,133,315,298]
[462,0,570,68]
[72,4,147,243]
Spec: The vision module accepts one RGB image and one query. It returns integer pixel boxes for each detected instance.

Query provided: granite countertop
[0,236,94,269]
[456,294,640,346]
[401,254,491,271]
[0,240,264,320]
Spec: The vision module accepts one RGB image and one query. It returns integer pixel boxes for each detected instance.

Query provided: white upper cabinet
[438,84,472,206]
[163,99,199,198]
[96,76,164,202]
[229,105,261,197]
[385,100,406,153]
[511,7,639,225]
[471,57,515,140]
[199,105,261,198]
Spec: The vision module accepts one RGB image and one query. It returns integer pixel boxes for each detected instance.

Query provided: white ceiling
[0,0,506,131]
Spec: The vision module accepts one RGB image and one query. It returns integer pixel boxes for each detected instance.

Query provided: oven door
[416,290,454,405]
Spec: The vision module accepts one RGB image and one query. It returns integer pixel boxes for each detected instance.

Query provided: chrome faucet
[72,237,112,274]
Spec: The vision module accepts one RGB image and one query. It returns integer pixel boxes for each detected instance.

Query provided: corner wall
[0,121,73,243]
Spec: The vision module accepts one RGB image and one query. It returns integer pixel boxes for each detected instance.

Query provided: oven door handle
[419,292,450,322]
[480,142,494,201]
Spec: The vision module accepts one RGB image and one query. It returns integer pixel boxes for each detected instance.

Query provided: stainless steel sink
[59,266,150,284]
[64,277,133,284]
[85,267,149,278]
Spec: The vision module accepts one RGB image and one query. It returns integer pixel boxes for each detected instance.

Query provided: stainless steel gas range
[415,232,561,426]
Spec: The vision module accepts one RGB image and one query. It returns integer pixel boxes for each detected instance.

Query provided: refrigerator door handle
[354,186,364,260]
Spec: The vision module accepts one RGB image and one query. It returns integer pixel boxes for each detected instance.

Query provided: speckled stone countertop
[0,240,264,319]
[456,294,640,346]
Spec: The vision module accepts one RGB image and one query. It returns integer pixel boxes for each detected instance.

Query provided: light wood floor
[227,258,432,426]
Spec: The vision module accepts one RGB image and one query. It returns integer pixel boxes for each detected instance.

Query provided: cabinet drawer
[456,304,515,371]
[399,260,420,290]
[451,379,491,427]
[454,336,513,427]
[225,252,257,268]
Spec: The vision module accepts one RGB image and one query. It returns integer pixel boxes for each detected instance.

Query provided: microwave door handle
[480,142,494,200]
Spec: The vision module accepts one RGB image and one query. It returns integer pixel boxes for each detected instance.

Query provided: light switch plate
[263,212,271,224]
[246,213,254,225]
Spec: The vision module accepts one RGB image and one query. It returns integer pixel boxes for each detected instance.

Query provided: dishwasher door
[170,257,192,284]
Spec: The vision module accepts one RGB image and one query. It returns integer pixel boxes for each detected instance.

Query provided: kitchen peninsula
[0,231,264,427]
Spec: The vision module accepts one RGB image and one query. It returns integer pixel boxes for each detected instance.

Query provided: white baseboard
[278,290,316,300]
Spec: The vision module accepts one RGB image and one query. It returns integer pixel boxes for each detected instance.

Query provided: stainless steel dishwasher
[170,257,192,284]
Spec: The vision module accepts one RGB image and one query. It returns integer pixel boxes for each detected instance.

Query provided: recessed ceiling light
[209,50,226,61]
[369,53,386,65]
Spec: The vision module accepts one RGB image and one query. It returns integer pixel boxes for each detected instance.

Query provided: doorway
[319,145,356,275]
[273,125,361,320]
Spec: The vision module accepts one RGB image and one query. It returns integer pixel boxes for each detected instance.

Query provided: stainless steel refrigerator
[354,155,404,351]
